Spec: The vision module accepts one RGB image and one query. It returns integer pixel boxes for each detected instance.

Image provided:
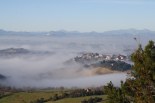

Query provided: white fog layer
[0,29,155,88]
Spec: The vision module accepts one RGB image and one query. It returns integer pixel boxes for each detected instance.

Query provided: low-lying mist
[0,33,154,88]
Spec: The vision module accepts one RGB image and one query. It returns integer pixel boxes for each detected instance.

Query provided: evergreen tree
[104,41,155,103]
[128,41,155,103]
[104,81,130,103]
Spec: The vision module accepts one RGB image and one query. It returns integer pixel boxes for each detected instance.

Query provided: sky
[0,0,155,32]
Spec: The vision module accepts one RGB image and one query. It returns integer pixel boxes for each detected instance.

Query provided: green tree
[104,41,155,103]
[104,81,130,103]
[128,41,155,103]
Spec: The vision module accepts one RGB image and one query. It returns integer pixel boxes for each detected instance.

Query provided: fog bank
[0,32,154,88]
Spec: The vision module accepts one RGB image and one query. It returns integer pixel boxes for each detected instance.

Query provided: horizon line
[0,28,154,33]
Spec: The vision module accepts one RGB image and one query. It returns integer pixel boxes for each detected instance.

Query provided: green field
[46,95,106,103]
[0,91,106,103]
[0,91,59,103]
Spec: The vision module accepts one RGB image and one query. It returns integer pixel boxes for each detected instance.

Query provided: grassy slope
[0,91,59,103]
[0,91,106,103]
[46,95,106,103]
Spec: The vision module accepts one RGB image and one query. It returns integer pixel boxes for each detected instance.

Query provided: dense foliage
[81,97,102,103]
[99,60,131,71]
[104,41,155,103]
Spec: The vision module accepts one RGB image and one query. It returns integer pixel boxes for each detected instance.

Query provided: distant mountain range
[0,29,155,36]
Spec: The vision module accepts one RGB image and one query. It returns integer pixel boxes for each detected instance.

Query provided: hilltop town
[73,52,132,72]
[74,52,130,64]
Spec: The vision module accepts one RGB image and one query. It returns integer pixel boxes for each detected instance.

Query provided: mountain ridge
[0,29,155,36]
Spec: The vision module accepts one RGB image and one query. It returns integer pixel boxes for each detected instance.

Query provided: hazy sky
[0,0,155,32]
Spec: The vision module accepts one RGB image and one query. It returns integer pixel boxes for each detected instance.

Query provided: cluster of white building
[74,53,127,62]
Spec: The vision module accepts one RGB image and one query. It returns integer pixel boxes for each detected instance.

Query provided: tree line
[30,88,104,103]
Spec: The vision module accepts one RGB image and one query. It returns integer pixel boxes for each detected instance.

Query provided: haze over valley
[0,29,155,88]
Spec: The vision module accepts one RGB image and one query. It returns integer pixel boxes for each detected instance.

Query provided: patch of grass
[0,90,107,103]
[46,95,106,103]
[0,91,60,103]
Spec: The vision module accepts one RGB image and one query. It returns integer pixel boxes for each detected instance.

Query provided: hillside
[73,53,132,72]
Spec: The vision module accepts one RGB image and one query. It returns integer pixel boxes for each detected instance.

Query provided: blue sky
[0,0,155,32]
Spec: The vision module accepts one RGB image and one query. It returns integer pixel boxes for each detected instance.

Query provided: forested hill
[89,60,131,71]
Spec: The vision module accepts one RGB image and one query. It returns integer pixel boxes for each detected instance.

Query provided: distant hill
[0,74,6,80]
[0,29,155,36]
[91,60,131,71]
[0,48,30,54]
[0,48,30,57]
[102,28,155,35]
[0,29,45,35]
[0,48,54,58]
